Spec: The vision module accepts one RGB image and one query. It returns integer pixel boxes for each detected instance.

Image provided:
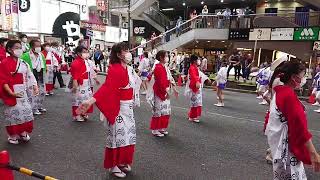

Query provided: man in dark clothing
[227,51,241,80]
[94,48,104,72]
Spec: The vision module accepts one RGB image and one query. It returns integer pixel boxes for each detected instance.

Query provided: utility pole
[128,0,131,48]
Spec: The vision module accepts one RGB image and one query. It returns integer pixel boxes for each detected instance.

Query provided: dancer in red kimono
[77,42,141,178]
[185,55,208,123]
[265,61,320,179]
[42,43,58,95]
[147,50,177,137]
[0,40,38,144]
[69,46,93,122]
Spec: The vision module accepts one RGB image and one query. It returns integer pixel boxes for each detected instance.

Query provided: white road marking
[140,101,320,134]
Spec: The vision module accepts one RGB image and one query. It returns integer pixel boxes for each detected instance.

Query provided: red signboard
[80,21,106,32]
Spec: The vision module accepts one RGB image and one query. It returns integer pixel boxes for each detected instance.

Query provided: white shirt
[30,52,44,72]
[216,67,228,84]
[202,9,209,14]
[138,57,150,72]
[201,58,208,71]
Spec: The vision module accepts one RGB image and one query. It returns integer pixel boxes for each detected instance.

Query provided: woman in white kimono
[0,40,38,144]
[76,42,141,178]
[265,61,320,179]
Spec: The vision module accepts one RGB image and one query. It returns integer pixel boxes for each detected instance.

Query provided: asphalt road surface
[0,75,320,180]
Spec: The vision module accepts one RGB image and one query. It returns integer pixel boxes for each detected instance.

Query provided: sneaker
[8,137,19,144]
[259,101,268,105]
[214,103,224,107]
[38,108,47,112]
[45,93,50,96]
[159,129,169,135]
[49,92,54,95]
[314,109,320,113]
[82,115,89,120]
[33,110,42,115]
[152,130,164,137]
[20,133,30,142]
[312,102,320,106]
[256,96,263,99]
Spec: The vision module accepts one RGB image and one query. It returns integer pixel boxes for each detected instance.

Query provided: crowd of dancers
[1,36,320,179]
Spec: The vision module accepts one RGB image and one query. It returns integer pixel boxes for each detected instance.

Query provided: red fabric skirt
[6,121,33,136]
[46,84,54,92]
[150,115,170,130]
[189,106,202,119]
[72,106,93,117]
[104,145,135,169]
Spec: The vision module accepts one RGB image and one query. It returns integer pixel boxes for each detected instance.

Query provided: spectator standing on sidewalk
[94,47,104,72]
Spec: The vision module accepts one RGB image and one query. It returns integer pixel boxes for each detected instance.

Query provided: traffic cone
[309,94,316,104]
[0,151,14,180]
[177,75,182,87]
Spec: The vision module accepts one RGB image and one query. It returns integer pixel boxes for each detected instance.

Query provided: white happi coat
[5,60,37,126]
[72,61,93,107]
[265,94,307,180]
[100,66,141,148]
[184,68,208,107]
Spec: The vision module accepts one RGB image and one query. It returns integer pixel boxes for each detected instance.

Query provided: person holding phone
[0,40,38,144]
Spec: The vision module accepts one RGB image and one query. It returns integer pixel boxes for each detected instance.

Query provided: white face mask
[45,47,51,52]
[165,57,169,63]
[22,38,27,43]
[81,53,90,60]
[34,47,41,53]
[13,49,23,58]
[124,52,132,64]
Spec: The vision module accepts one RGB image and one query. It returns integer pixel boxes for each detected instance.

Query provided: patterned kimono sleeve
[26,64,37,88]
[276,87,312,165]
[94,65,126,125]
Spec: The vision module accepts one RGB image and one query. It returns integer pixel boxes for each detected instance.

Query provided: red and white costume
[94,63,141,169]
[70,56,93,118]
[147,63,173,131]
[265,85,312,179]
[42,50,58,93]
[185,64,208,120]
[0,56,37,136]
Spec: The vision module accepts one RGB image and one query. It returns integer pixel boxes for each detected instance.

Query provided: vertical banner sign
[80,1,89,21]
[2,0,12,31]
[11,0,19,31]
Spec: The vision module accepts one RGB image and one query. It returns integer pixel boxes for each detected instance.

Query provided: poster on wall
[294,27,320,41]
[18,0,40,33]
[228,29,250,40]
[249,28,271,41]
[271,28,294,40]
